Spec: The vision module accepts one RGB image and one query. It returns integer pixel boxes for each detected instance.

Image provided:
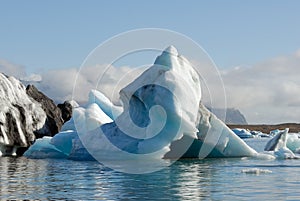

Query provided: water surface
[1,140,300,200]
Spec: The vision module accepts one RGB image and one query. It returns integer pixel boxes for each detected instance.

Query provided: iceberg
[72,45,257,165]
[67,46,204,169]
[24,87,115,160]
[25,46,300,166]
[23,136,66,159]
[264,128,300,159]
[231,128,254,139]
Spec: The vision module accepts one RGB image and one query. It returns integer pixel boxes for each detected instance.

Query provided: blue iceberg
[24,46,300,164]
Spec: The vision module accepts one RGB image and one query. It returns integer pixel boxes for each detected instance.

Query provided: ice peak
[154,45,179,67]
[163,45,178,55]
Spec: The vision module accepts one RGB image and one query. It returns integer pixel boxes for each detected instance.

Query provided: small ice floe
[241,168,272,174]
[264,128,300,159]
[232,128,254,139]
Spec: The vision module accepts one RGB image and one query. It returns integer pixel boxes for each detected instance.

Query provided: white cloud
[21,73,42,82]
[33,64,145,104]
[0,59,26,78]
[220,49,300,124]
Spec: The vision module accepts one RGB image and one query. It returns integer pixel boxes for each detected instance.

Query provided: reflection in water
[0,157,48,198]
[0,157,218,200]
[170,160,212,199]
[113,160,215,200]
[1,157,300,200]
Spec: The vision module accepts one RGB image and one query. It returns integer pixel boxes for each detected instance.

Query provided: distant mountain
[207,107,248,125]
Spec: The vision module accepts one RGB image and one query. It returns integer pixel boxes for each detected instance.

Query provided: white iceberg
[24,46,300,166]
[25,96,114,160]
[73,45,257,166]
[232,128,254,139]
[264,128,300,159]
[241,168,272,174]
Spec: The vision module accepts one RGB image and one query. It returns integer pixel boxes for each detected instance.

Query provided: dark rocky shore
[228,123,300,133]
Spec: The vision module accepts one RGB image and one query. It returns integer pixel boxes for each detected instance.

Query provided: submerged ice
[24,46,300,162]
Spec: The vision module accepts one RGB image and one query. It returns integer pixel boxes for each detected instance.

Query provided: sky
[0,1,300,124]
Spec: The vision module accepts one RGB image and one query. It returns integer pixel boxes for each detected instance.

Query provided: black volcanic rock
[26,85,64,137]
[57,101,73,123]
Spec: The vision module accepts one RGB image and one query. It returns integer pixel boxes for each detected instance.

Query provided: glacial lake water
[1,139,300,200]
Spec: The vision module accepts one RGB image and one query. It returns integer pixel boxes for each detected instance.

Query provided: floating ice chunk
[24,46,269,163]
[79,46,259,165]
[232,128,254,139]
[265,128,289,151]
[24,137,67,159]
[89,46,202,162]
[270,129,284,136]
[274,147,298,159]
[264,128,299,159]
[241,168,272,174]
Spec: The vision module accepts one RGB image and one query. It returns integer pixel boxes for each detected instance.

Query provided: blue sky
[1,1,300,72]
[1,1,300,123]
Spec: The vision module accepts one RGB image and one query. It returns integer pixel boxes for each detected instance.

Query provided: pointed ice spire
[154,45,179,68]
[163,45,178,55]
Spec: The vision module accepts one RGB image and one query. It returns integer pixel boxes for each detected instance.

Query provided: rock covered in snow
[0,73,46,156]
[0,74,77,156]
